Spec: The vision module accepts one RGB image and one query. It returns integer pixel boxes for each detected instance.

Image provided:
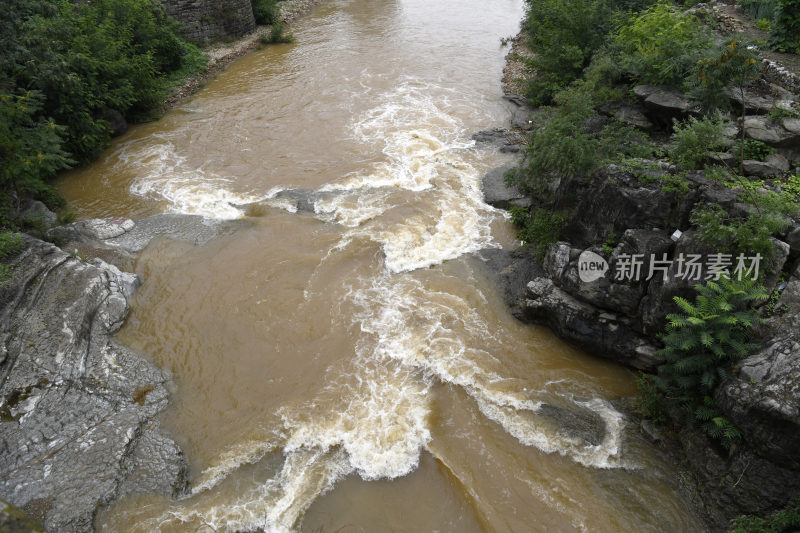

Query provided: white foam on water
[350,274,627,469]
[279,356,432,481]
[117,140,267,219]
[191,436,280,496]
[123,78,630,531]
[313,81,501,272]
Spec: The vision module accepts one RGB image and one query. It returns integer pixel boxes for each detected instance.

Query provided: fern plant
[651,278,767,447]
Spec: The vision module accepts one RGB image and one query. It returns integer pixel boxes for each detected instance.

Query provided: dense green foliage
[0,0,206,228]
[252,0,281,25]
[252,0,292,43]
[0,231,23,282]
[0,92,72,219]
[769,0,800,53]
[615,1,713,86]
[509,85,654,202]
[522,0,615,105]
[692,38,761,113]
[691,187,798,260]
[669,115,728,170]
[643,279,767,447]
[733,497,800,533]
[737,0,779,21]
[509,206,567,261]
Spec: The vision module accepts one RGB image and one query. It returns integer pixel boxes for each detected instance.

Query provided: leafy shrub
[669,115,729,170]
[649,278,767,447]
[737,0,779,20]
[692,38,761,112]
[0,231,23,282]
[732,497,800,533]
[0,0,204,228]
[783,174,800,199]
[509,206,567,261]
[767,104,800,121]
[769,0,800,53]
[691,188,797,260]
[523,0,616,105]
[0,91,72,217]
[739,139,775,161]
[252,0,280,25]
[511,87,598,198]
[614,1,713,86]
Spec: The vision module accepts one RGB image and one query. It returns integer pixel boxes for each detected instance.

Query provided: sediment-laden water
[58,0,703,530]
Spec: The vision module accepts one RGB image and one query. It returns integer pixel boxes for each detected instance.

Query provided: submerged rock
[0,236,188,532]
[50,213,249,257]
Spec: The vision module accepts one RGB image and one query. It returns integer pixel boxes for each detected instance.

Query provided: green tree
[650,278,767,447]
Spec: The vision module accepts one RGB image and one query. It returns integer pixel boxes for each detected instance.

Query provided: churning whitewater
[105,77,633,532]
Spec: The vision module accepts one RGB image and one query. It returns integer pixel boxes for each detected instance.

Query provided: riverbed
[57,0,703,530]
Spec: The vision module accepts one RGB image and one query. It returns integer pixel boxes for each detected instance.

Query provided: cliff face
[161,0,256,43]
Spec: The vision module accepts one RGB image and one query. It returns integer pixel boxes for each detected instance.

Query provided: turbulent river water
[57,0,704,531]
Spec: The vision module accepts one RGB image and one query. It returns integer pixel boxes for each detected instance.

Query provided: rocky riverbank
[162,0,328,113]
[481,10,800,528]
[0,210,249,531]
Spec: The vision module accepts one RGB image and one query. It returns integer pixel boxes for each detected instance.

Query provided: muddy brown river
[57,0,703,530]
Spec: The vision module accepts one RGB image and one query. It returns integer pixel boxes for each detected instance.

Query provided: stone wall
[161,0,256,43]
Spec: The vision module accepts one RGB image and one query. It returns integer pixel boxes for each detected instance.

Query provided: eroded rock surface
[0,237,188,532]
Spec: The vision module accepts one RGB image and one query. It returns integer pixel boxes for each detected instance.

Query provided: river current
[57,0,703,530]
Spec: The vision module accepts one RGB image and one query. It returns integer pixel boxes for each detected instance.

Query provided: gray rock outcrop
[481,165,531,210]
[0,236,188,532]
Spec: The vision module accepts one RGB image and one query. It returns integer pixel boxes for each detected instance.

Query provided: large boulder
[558,164,698,248]
[716,277,800,471]
[0,236,188,532]
[481,165,531,209]
[633,85,696,126]
[743,116,800,148]
[472,248,544,321]
[727,85,797,115]
[522,277,661,370]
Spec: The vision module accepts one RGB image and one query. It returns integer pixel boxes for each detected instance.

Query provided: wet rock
[471,128,526,152]
[522,277,661,370]
[633,85,695,124]
[742,153,790,177]
[481,165,531,209]
[743,115,800,148]
[272,188,334,214]
[473,248,544,321]
[537,403,605,446]
[0,236,188,532]
[559,231,674,318]
[558,164,698,249]
[80,217,136,240]
[51,213,249,257]
[766,153,791,171]
[709,151,736,167]
[785,224,800,255]
[640,229,721,334]
[504,95,536,130]
[676,426,800,527]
